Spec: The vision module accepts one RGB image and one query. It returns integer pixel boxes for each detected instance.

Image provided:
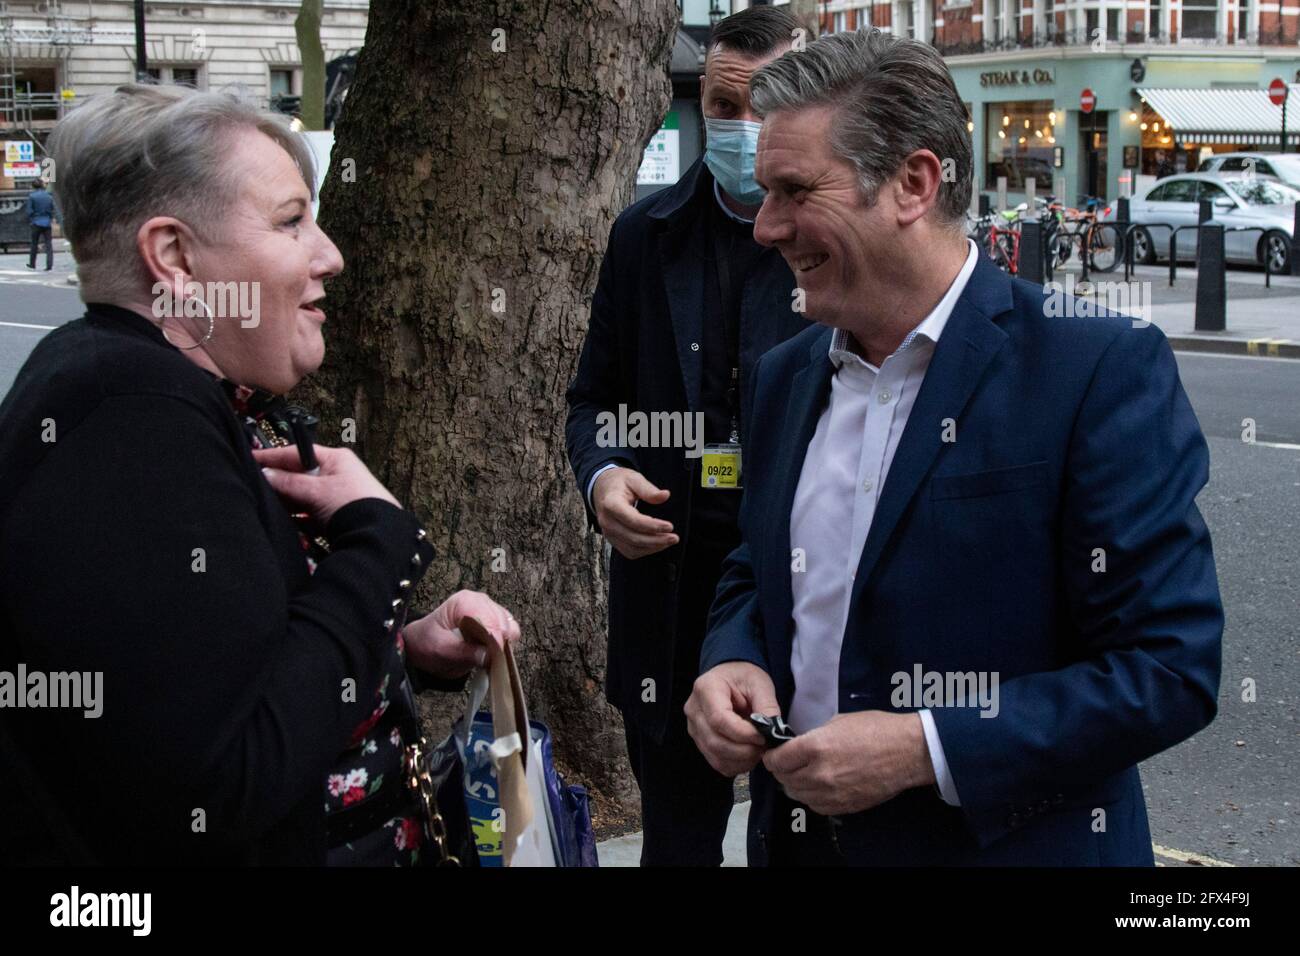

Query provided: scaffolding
[1,1,131,144]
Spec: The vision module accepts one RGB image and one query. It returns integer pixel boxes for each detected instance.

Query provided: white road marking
[1152,843,1235,867]
[1251,440,1300,451]
[1174,349,1296,363]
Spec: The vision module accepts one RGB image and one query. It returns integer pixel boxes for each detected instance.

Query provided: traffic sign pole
[1269,78,1288,152]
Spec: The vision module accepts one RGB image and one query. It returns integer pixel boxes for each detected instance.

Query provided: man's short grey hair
[47,83,316,303]
[750,28,973,226]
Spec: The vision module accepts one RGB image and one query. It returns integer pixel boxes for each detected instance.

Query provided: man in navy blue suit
[684,29,1223,866]
[565,6,809,865]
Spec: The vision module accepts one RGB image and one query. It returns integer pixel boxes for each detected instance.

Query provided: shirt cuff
[586,462,620,512]
[919,708,961,807]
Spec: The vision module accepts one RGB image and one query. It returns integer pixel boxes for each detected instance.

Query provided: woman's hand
[402,590,522,679]
[253,444,399,526]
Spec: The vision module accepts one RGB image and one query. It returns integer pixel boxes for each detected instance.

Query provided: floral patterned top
[221,380,426,867]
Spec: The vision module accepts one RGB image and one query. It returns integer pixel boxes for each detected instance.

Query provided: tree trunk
[303,0,678,827]
[295,0,326,130]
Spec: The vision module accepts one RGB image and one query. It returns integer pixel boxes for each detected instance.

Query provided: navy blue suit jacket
[565,158,808,739]
[700,254,1223,865]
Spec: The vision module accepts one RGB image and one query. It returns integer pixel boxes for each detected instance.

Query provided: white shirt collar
[713,179,756,224]
[828,239,980,370]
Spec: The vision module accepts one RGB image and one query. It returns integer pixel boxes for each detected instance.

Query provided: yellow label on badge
[701,444,742,490]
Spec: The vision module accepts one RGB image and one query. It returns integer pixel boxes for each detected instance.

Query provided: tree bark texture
[304,0,679,823]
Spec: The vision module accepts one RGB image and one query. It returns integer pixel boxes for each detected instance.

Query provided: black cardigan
[0,304,436,865]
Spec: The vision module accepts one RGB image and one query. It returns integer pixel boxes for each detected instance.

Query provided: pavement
[1048,260,1300,358]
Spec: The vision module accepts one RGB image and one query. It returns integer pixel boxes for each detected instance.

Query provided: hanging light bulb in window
[1003,114,1011,126]
[998,130,1007,139]
[1049,111,1057,124]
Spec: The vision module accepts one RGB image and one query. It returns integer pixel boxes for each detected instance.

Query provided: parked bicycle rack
[1121,222,1173,283]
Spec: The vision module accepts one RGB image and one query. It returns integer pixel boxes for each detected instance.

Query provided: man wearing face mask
[565,5,808,866]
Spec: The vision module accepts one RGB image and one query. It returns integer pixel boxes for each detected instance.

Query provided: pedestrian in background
[25,178,56,271]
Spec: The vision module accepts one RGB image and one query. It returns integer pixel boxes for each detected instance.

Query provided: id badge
[701,443,742,490]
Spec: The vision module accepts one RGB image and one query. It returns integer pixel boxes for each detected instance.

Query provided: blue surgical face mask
[703,117,766,207]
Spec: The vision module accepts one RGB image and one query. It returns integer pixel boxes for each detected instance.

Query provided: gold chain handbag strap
[403,736,460,867]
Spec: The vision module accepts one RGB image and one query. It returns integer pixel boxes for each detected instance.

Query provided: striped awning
[1138,86,1300,145]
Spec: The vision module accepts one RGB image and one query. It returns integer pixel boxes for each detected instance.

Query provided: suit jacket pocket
[929,460,1048,501]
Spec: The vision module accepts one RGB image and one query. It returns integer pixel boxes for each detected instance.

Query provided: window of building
[985,100,1056,191]
[143,65,202,88]
[1149,0,1162,38]
[833,10,847,32]
[1085,8,1099,42]
[994,0,1009,42]
[897,1,914,39]
[270,69,296,97]
[1237,0,1250,41]
[1106,8,1121,39]
[1181,0,1218,39]
[10,65,59,121]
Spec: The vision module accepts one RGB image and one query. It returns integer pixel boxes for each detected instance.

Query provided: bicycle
[1053,197,1123,273]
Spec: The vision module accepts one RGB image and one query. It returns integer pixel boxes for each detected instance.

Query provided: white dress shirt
[787,239,979,806]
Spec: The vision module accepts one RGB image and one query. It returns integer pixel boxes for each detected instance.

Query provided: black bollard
[979,193,991,217]
[1020,219,1045,286]
[1198,199,1212,223]
[1292,201,1300,277]
[1194,223,1226,332]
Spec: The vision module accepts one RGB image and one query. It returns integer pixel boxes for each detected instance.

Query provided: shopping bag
[447,617,597,867]
[452,618,552,866]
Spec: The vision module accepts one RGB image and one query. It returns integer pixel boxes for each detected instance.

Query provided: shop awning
[1138,86,1300,145]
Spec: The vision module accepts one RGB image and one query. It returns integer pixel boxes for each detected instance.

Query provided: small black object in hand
[748,713,796,748]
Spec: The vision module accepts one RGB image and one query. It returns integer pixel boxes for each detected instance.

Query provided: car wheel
[1262,230,1291,274]
[1131,226,1156,265]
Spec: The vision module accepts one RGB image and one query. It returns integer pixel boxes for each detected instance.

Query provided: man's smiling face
[752,104,897,329]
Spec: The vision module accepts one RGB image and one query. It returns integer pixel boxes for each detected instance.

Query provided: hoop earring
[161,296,215,351]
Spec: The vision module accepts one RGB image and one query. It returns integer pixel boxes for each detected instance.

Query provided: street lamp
[134,0,149,82]
[709,1,725,27]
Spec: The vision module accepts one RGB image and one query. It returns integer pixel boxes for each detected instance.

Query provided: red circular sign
[1080,88,1096,113]
[1269,77,1288,107]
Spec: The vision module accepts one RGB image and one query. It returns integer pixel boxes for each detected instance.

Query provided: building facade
[819,0,1300,205]
[2,0,368,181]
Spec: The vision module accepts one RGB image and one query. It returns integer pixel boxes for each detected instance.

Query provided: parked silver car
[1111,173,1298,272]
[1198,152,1300,191]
